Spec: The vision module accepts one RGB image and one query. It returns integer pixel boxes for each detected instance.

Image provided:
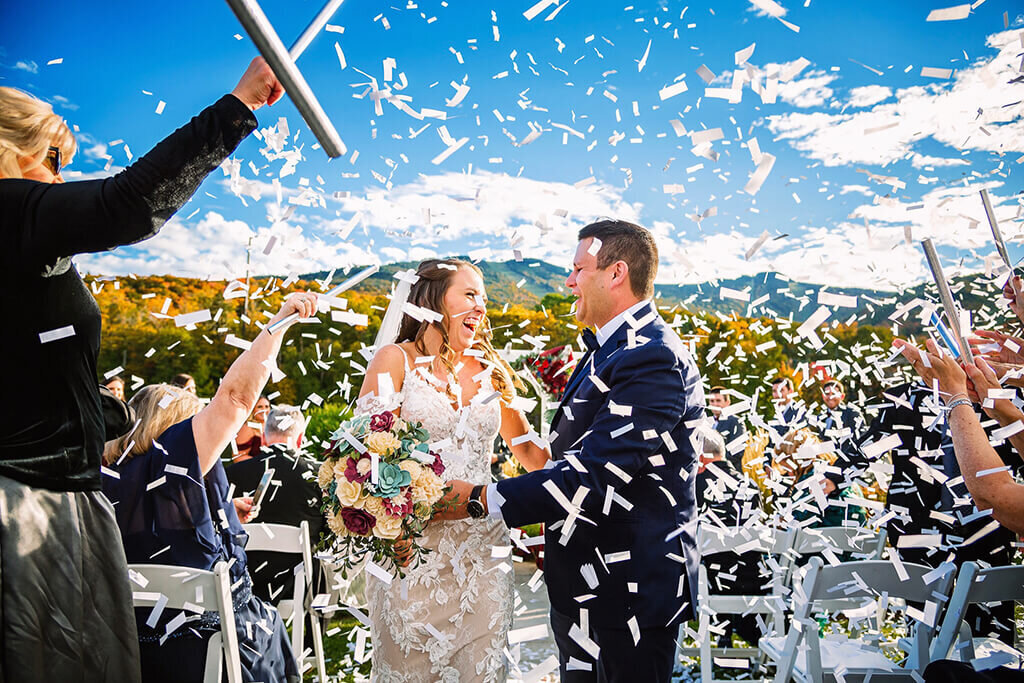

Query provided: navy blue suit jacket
[496,302,705,630]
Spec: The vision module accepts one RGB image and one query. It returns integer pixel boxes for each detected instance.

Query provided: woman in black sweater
[0,58,282,681]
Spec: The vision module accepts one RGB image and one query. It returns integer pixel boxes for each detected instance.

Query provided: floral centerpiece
[317,410,447,574]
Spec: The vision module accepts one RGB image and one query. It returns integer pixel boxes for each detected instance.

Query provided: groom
[448,219,704,681]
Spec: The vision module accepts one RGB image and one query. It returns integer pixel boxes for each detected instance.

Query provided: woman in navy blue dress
[103,292,319,683]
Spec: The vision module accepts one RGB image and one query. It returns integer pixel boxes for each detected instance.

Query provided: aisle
[512,559,558,677]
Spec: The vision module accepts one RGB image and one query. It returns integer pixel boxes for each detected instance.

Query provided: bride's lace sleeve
[353,390,403,417]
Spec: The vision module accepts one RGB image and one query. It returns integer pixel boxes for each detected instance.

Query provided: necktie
[582,328,599,352]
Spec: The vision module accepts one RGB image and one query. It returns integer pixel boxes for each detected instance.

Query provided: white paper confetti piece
[508,623,549,644]
[39,325,75,343]
[658,79,688,101]
[926,4,971,21]
[921,66,953,79]
[743,153,776,196]
[523,0,558,21]
[364,559,393,585]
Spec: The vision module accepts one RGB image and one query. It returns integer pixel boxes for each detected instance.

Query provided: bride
[356,258,551,682]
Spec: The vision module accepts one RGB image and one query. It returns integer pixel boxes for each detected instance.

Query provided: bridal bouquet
[317,410,447,573]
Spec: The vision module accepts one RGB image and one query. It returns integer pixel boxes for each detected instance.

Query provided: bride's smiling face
[441,267,488,352]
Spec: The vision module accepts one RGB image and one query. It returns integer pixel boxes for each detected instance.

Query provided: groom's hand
[432,479,479,520]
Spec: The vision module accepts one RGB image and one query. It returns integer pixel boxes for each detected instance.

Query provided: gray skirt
[0,474,141,682]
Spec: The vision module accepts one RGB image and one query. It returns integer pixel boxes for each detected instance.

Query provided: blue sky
[2,0,1022,290]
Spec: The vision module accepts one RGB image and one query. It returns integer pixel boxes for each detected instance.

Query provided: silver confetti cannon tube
[921,238,974,363]
[267,265,380,334]
[225,0,346,158]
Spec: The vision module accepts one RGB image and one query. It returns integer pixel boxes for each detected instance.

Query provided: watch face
[467,500,485,519]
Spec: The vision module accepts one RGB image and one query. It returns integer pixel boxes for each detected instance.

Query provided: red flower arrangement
[524,345,576,400]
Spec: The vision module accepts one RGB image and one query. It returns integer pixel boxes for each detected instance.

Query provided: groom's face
[566,238,612,327]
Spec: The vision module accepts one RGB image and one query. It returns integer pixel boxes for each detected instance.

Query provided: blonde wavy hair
[103,384,202,465]
[772,427,836,479]
[0,87,76,179]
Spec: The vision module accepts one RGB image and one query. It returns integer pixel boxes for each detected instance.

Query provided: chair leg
[309,609,328,682]
[204,632,223,683]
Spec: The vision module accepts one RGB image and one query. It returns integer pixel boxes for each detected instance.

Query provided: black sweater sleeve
[1,94,257,271]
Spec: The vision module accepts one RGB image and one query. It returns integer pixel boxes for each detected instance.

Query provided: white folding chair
[129,562,242,683]
[929,562,1024,668]
[782,525,886,588]
[689,525,797,682]
[244,521,327,682]
[761,556,956,682]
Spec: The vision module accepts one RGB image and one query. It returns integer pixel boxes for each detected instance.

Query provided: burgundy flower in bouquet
[341,507,376,535]
[429,451,445,477]
[369,411,395,432]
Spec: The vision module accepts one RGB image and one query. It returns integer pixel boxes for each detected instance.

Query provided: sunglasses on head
[43,146,62,175]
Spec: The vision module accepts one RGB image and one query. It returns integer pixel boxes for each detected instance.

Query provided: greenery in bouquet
[317,410,449,576]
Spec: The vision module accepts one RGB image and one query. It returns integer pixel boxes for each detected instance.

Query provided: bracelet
[946,398,973,412]
[943,392,969,406]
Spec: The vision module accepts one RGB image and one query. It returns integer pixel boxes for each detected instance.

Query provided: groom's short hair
[578,219,658,299]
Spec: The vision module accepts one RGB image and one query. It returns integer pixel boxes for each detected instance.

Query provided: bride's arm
[358,344,407,416]
[498,404,551,471]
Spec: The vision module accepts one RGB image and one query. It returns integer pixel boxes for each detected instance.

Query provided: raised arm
[1,58,280,269]
[192,291,317,474]
[895,338,1024,534]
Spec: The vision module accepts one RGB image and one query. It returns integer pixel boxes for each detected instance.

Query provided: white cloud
[840,184,874,196]
[764,29,1024,167]
[76,211,381,279]
[13,60,38,74]
[846,85,892,108]
[774,70,839,107]
[908,153,970,168]
[78,171,645,278]
[776,70,836,108]
[331,170,643,262]
[847,181,1022,252]
[51,94,78,111]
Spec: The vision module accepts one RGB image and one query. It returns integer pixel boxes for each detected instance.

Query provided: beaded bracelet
[946,398,973,412]
[944,392,969,405]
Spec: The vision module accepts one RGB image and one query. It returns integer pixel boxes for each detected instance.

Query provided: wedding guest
[171,372,197,394]
[809,379,866,494]
[697,430,765,648]
[233,394,270,461]
[226,404,326,603]
[708,385,746,470]
[768,427,864,528]
[0,57,281,681]
[104,374,126,401]
[893,339,1024,534]
[769,376,808,433]
[103,292,318,683]
[857,370,1021,644]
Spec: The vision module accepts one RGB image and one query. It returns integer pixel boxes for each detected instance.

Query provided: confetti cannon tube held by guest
[0,57,282,683]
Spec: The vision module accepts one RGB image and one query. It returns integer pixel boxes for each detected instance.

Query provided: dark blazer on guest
[496,302,705,631]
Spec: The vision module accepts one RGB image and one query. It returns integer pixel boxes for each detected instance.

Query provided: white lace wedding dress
[355,347,514,682]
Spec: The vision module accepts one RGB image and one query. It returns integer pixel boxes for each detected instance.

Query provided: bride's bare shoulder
[360,344,410,396]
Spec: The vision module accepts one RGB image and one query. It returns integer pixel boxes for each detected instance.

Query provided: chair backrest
[698,524,797,557]
[793,526,886,559]
[242,521,312,668]
[774,557,955,683]
[129,562,242,683]
[930,562,1024,663]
